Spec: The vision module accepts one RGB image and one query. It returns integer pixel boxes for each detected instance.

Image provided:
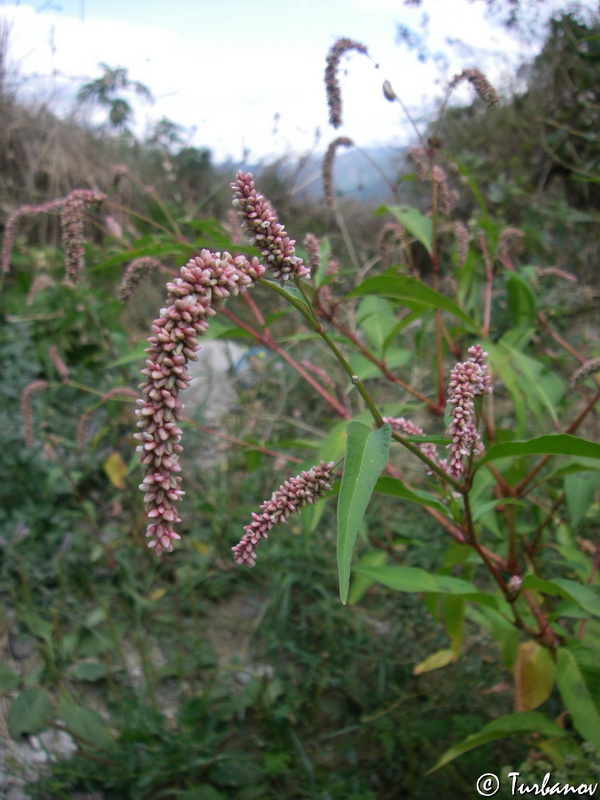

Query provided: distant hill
[228,145,408,206]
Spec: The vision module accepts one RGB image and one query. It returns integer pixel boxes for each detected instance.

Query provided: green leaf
[105,342,147,368]
[387,205,433,254]
[17,609,52,644]
[514,642,556,711]
[506,272,537,327]
[352,565,489,598]
[348,550,388,605]
[56,698,114,750]
[356,296,398,355]
[466,606,519,668]
[444,595,465,657]
[0,663,20,693]
[347,276,477,329]
[337,423,391,604]
[521,576,600,618]
[556,648,600,749]
[486,342,527,436]
[565,472,600,527]
[413,648,456,675]
[503,345,564,425]
[476,435,600,469]
[7,689,53,738]
[313,235,332,287]
[374,476,449,515]
[428,712,568,772]
[69,661,108,682]
[348,348,411,381]
[318,420,348,465]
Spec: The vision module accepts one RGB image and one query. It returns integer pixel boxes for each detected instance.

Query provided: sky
[0,0,591,163]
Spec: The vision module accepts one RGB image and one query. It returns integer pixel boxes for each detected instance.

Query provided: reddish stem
[316,309,443,415]
[220,307,350,420]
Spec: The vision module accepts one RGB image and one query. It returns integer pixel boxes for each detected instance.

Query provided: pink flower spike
[231,171,309,283]
[445,346,492,479]
[137,250,265,554]
[232,461,335,567]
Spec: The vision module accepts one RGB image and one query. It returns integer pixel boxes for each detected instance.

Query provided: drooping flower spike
[449,68,499,107]
[233,460,335,567]
[135,250,264,554]
[2,189,105,279]
[325,38,369,128]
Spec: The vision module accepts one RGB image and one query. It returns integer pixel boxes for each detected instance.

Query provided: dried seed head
[322,137,354,209]
[21,380,49,447]
[449,68,499,107]
[118,257,163,303]
[325,38,369,128]
[571,358,600,387]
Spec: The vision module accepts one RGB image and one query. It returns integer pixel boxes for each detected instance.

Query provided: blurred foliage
[434,10,600,282]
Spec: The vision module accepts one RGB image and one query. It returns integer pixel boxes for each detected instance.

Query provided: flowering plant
[3,33,598,782]
[130,38,600,771]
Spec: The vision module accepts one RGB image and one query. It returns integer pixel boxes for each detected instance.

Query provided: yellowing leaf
[514,641,555,712]
[149,588,167,603]
[413,648,456,675]
[103,451,127,490]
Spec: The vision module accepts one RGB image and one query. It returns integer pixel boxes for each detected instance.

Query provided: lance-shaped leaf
[374,475,450,516]
[556,648,600,749]
[476,434,600,470]
[428,712,568,772]
[521,576,600,618]
[337,422,391,604]
[514,642,555,712]
[384,205,433,254]
[348,276,477,329]
[352,565,493,601]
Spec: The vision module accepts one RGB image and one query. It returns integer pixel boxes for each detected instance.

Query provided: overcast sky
[0,0,590,162]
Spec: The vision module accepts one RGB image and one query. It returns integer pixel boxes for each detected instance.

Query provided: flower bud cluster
[231,172,309,283]
[303,233,321,274]
[21,380,49,447]
[2,189,104,278]
[232,460,335,567]
[48,345,69,383]
[135,250,265,554]
[383,416,442,474]
[118,257,163,302]
[446,345,492,478]
[59,189,105,282]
